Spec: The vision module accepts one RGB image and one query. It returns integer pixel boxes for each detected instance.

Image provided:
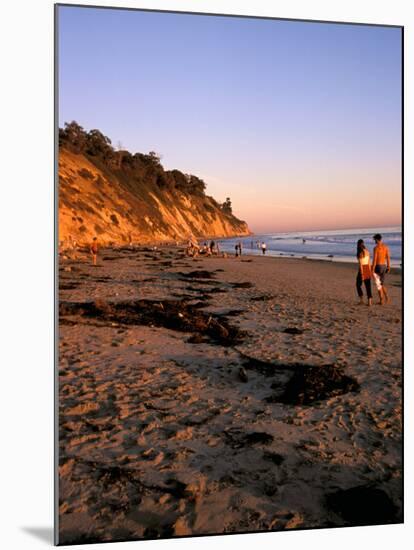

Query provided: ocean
[215,226,402,267]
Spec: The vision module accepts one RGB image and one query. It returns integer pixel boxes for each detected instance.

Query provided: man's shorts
[375,264,387,285]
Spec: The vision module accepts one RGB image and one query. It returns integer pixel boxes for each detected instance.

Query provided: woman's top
[359,250,371,280]
[359,250,370,265]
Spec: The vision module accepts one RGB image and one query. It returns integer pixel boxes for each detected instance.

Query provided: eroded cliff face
[58,147,250,246]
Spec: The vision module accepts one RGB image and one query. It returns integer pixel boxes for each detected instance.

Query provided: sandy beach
[58,246,402,544]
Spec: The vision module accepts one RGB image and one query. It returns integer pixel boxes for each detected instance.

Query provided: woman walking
[356,239,372,306]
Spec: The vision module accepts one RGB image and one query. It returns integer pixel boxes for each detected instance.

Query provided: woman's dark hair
[357,239,366,258]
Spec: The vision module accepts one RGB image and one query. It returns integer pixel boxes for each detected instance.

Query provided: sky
[58,6,402,233]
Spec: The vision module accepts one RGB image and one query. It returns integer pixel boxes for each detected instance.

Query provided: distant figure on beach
[261,242,267,255]
[90,237,98,266]
[238,241,242,256]
[372,233,391,305]
[356,239,372,306]
[186,238,199,257]
[302,238,306,244]
[235,243,240,257]
[209,240,215,254]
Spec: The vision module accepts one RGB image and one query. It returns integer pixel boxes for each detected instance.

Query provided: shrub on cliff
[59,122,232,213]
[221,197,233,214]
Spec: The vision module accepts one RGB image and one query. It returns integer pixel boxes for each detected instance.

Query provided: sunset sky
[58,6,402,233]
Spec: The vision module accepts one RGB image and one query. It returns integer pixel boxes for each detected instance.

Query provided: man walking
[371,233,391,304]
[90,237,99,266]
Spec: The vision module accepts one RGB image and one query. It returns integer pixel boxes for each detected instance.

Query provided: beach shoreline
[214,227,402,268]
[60,244,403,274]
[204,250,403,273]
[58,245,402,544]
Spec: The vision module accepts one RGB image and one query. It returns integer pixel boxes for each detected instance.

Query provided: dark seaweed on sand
[326,485,399,525]
[178,270,216,279]
[230,281,254,289]
[283,327,304,335]
[250,294,274,301]
[239,354,359,405]
[59,298,246,346]
[224,429,274,449]
[268,364,360,405]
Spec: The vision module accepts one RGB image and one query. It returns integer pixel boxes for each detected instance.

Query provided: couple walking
[356,233,391,306]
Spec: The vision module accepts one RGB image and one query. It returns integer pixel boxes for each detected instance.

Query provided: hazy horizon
[58,6,402,233]
[245,223,402,236]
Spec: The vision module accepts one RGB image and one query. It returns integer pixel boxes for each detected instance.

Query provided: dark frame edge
[54,2,60,546]
[401,24,405,524]
[54,2,404,29]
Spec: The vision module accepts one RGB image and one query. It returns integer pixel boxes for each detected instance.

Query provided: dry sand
[58,246,402,544]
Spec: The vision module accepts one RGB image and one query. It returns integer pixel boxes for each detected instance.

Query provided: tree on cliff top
[221,197,233,214]
[59,121,224,203]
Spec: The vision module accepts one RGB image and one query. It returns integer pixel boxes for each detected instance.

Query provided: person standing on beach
[261,242,267,255]
[356,239,372,306]
[371,233,391,304]
[238,241,243,256]
[90,237,98,266]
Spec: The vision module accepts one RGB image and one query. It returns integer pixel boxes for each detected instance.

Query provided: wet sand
[58,246,403,544]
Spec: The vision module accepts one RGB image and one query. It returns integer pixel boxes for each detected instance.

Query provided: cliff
[58,124,250,246]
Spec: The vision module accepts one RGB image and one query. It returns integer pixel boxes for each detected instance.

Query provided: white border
[1,1,411,549]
